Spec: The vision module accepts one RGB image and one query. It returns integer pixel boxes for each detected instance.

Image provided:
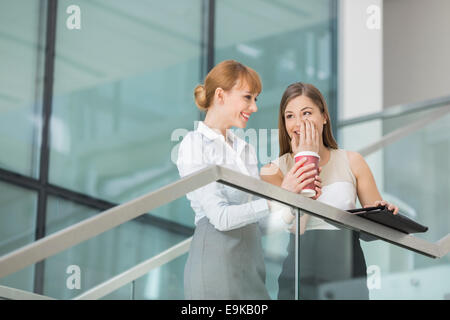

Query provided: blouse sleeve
[176,132,270,231]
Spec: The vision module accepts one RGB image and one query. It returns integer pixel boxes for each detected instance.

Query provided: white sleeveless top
[272,149,357,230]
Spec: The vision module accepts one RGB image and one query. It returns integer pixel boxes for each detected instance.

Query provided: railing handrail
[0,164,218,279]
[337,94,450,128]
[69,105,450,300]
[0,103,449,299]
[0,285,55,300]
[1,162,449,280]
[358,105,450,157]
[73,237,192,300]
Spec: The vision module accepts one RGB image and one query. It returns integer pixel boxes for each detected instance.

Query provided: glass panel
[41,195,190,299]
[302,109,450,299]
[262,201,299,300]
[49,0,202,227]
[111,184,299,300]
[340,109,450,242]
[307,231,450,300]
[100,282,133,300]
[297,222,370,300]
[373,111,450,257]
[0,182,297,300]
[338,107,443,153]
[215,0,336,169]
[132,253,187,300]
[0,0,45,178]
[362,244,450,300]
[0,181,38,292]
[338,118,384,155]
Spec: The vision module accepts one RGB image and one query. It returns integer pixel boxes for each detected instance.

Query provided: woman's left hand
[364,200,399,215]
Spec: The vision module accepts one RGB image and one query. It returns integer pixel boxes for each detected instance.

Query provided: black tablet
[347,206,428,234]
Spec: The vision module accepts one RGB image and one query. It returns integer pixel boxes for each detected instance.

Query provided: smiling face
[278,82,338,156]
[284,95,327,142]
[221,80,259,129]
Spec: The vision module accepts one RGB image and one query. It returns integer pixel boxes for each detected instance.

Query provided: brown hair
[278,82,338,156]
[194,60,262,112]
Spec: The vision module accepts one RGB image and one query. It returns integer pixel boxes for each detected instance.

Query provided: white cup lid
[294,151,320,159]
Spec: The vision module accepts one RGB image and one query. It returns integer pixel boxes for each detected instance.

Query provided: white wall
[338,0,383,120]
[337,0,395,278]
[338,0,384,156]
[337,0,384,204]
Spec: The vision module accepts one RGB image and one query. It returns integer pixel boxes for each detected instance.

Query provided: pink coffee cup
[294,151,320,198]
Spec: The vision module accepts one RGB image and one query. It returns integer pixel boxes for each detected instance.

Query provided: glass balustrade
[0,181,300,300]
[316,105,450,300]
[0,195,191,299]
[103,183,300,300]
[1,104,450,300]
[0,181,38,293]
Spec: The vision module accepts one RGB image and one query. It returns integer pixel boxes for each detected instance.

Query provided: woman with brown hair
[176,63,322,299]
[260,82,399,300]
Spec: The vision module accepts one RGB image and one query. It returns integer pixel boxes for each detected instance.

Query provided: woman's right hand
[281,157,318,194]
[291,119,320,155]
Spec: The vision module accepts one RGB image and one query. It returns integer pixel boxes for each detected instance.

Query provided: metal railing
[358,105,450,157]
[70,99,450,300]
[73,238,192,300]
[1,164,450,299]
[1,99,450,300]
[0,285,55,300]
[337,94,450,128]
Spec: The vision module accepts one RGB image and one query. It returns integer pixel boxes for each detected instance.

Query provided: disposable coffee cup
[294,151,320,198]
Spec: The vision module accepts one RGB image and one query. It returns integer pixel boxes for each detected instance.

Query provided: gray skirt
[184,217,270,300]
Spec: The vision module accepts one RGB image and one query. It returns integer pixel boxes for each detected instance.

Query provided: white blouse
[176,121,271,231]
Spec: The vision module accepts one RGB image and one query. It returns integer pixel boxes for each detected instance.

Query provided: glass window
[0,181,38,292]
[0,0,45,178]
[338,108,450,300]
[43,195,189,299]
[49,0,203,226]
[215,0,336,168]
